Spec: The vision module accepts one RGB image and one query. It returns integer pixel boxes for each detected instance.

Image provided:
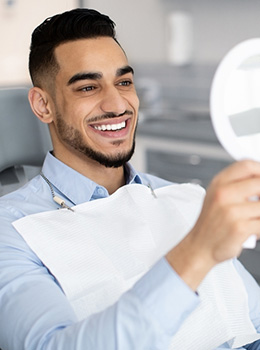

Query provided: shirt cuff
[131,257,200,336]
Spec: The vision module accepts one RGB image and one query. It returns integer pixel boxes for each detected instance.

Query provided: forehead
[54,37,128,79]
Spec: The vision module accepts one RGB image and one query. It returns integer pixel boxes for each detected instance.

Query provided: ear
[28,87,53,124]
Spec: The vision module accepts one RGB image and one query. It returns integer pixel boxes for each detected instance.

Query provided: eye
[80,85,96,92]
[118,80,133,87]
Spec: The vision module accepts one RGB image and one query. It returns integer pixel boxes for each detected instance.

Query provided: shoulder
[0,175,54,220]
[0,175,56,257]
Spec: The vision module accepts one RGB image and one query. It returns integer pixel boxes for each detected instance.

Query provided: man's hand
[166,160,260,290]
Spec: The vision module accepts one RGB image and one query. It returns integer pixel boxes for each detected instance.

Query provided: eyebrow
[116,65,134,77]
[67,65,134,86]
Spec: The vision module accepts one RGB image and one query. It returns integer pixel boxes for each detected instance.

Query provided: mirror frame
[210,38,260,162]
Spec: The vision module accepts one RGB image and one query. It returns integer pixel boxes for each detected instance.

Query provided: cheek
[54,102,83,126]
[131,93,140,111]
[53,90,77,119]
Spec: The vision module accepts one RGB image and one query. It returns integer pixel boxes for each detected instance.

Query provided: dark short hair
[29,8,117,88]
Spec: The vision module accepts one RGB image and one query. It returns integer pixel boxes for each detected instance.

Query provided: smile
[93,121,126,131]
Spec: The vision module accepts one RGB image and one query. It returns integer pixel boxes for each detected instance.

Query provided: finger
[232,219,260,243]
[217,177,260,203]
[213,219,260,262]
[212,159,260,186]
[242,200,260,218]
[220,201,260,223]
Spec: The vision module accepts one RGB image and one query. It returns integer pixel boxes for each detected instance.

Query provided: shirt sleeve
[0,210,199,350]
[214,259,260,350]
[230,259,260,350]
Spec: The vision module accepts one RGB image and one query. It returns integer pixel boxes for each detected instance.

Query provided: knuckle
[240,159,255,172]
[211,173,221,187]
[213,186,227,204]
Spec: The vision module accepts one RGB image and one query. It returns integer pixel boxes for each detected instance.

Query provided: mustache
[88,110,133,124]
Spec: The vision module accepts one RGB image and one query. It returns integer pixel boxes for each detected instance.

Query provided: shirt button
[97,188,104,195]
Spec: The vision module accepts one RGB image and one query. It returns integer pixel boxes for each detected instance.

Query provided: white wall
[86,0,260,65]
[0,0,78,85]
[166,0,260,64]
[2,0,260,85]
[86,0,166,63]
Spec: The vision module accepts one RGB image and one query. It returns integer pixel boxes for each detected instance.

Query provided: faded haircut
[29,8,118,88]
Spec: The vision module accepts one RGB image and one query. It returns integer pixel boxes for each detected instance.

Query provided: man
[1,8,260,350]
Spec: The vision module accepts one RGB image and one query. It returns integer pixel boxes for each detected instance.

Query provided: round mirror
[210,38,260,249]
[210,38,260,162]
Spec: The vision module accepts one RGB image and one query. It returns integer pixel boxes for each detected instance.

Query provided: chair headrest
[0,87,52,172]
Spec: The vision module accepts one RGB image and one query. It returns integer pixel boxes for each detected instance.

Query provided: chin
[86,142,135,168]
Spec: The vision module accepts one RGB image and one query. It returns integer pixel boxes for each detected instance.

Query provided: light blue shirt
[0,152,260,350]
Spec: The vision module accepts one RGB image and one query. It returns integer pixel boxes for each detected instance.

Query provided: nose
[100,86,128,115]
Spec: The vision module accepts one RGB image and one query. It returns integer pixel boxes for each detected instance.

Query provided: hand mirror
[210,38,260,249]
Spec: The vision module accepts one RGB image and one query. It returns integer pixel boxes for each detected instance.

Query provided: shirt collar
[125,162,143,185]
[41,152,143,205]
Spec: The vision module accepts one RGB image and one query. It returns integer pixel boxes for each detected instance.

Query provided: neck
[52,149,126,194]
[85,163,126,194]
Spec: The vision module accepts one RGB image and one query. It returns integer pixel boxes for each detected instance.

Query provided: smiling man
[29,33,139,193]
[1,8,260,350]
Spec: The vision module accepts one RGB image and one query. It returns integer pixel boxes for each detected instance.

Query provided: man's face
[49,37,139,168]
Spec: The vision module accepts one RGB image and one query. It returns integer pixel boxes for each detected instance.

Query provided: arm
[165,159,260,348]
[166,160,260,291]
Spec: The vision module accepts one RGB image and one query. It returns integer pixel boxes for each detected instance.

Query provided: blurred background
[1,0,260,281]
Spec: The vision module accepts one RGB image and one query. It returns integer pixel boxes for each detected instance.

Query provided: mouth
[89,116,132,139]
[93,120,126,132]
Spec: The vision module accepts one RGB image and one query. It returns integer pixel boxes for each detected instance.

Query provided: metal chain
[40,172,55,199]
[40,172,74,211]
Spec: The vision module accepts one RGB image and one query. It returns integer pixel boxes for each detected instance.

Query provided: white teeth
[94,121,126,131]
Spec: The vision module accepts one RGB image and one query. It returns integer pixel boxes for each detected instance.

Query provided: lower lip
[90,119,131,139]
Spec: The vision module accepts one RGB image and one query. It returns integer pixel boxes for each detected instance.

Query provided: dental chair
[0,87,52,196]
[0,87,52,350]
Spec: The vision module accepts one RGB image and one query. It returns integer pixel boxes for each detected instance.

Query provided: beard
[55,113,136,168]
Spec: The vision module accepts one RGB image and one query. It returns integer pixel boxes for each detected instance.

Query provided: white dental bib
[13,183,260,349]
